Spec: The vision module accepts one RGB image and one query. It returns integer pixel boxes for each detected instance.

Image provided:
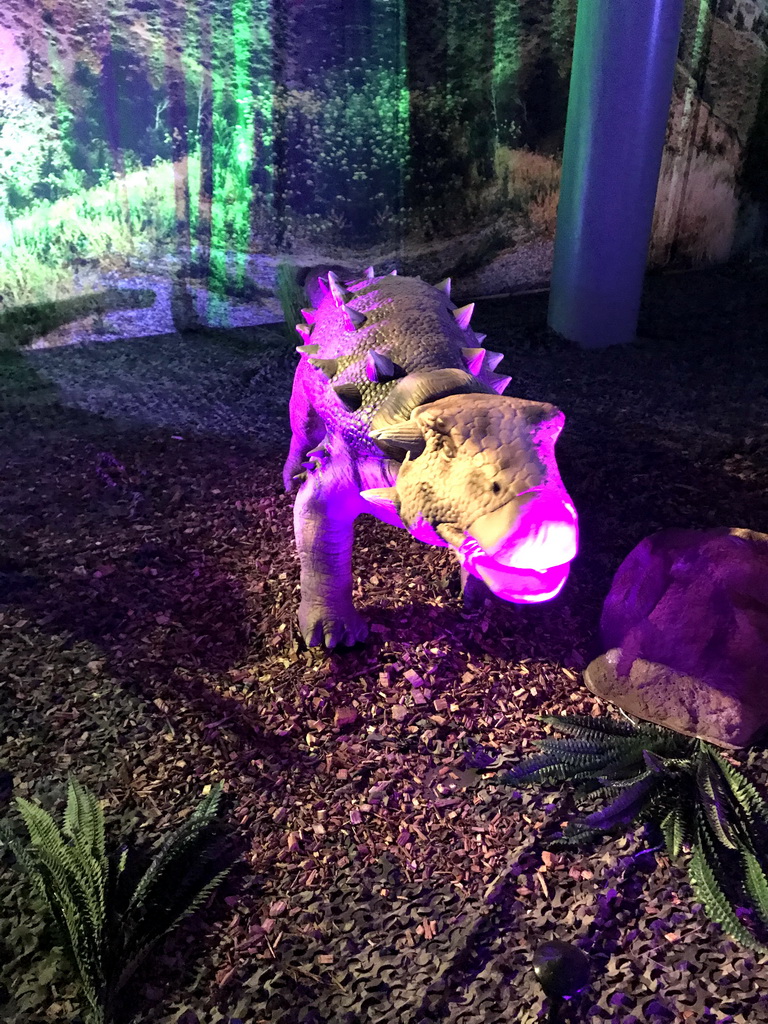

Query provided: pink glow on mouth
[474,558,571,603]
[457,530,574,603]
[480,491,579,571]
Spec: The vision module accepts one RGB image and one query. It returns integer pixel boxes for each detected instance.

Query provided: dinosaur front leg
[293,474,368,648]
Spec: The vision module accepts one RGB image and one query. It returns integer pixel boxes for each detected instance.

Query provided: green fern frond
[696,752,739,850]
[538,714,641,738]
[743,847,768,929]
[577,773,657,834]
[15,797,78,874]
[128,784,224,912]
[713,751,768,825]
[116,864,231,994]
[552,824,606,848]
[689,819,766,953]
[534,737,625,757]
[65,778,106,860]
[0,822,50,904]
[567,742,674,785]
[660,806,688,859]
[590,769,654,791]
[647,755,697,775]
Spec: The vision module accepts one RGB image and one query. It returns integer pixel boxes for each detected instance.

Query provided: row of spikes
[296,267,511,394]
[299,341,509,391]
[297,269,463,340]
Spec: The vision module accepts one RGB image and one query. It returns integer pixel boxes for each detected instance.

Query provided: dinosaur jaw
[452,490,577,603]
[455,535,573,604]
[454,516,573,602]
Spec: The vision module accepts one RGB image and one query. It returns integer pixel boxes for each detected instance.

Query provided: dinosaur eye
[491,481,502,495]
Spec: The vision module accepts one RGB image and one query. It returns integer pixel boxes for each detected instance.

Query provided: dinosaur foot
[299,601,369,649]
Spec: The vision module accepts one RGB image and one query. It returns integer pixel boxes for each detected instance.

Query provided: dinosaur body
[284,269,578,647]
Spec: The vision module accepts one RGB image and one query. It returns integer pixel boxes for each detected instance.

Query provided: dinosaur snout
[459,488,578,604]
[466,489,578,570]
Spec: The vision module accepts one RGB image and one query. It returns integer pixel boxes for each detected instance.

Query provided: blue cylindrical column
[548,0,685,348]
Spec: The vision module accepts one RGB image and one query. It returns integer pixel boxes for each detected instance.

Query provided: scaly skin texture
[284,270,578,648]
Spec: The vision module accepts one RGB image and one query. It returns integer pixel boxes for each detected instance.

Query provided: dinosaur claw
[299,603,368,649]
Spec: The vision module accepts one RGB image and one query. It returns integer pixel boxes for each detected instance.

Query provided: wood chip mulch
[1,262,768,1023]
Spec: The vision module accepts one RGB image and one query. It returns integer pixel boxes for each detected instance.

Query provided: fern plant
[0,779,234,1024]
[499,715,768,953]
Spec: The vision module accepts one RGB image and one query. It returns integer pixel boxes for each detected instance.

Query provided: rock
[584,527,768,749]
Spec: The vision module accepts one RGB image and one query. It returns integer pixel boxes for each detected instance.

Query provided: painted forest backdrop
[0,0,767,341]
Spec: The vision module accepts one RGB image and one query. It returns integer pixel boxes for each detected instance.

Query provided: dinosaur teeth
[343,304,367,330]
[489,373,512,395]
[327,270,351,307]
[333,382,363,411]
[295,323,312,341]
[296,343,320,355]
[452,303,474,331]
[360,486,400,514]
[301,308,317,324]
[308,357,339,379]
[461,346,486,375]
[485,350,504,370]
[435,277,451,298]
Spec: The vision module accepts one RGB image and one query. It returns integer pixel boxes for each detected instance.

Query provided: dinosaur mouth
[456,537,572,603]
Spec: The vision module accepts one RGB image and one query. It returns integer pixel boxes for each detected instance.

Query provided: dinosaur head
[369,391,578,603]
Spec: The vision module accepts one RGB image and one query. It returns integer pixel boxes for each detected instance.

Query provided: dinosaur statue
[283,268,578,647]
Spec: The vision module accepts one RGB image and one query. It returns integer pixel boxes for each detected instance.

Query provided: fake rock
[584,527,768,748]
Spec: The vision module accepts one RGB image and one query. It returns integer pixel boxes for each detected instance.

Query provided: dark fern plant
[500,715,768,953]
[0,779,235,1024]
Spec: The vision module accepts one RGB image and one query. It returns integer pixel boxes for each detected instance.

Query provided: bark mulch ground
[1,262,768,1024]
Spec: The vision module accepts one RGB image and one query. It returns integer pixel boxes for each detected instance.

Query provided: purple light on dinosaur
[285,268,579,647]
